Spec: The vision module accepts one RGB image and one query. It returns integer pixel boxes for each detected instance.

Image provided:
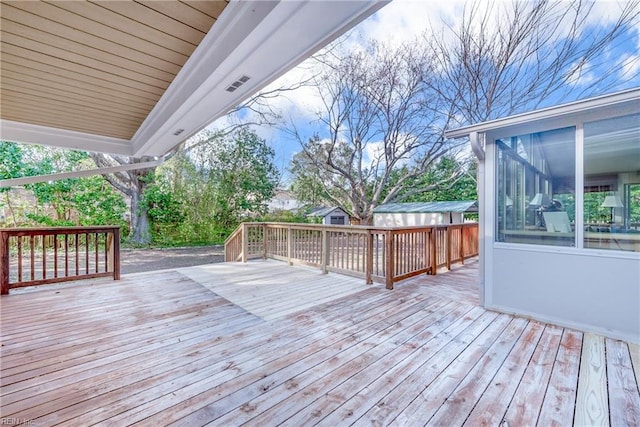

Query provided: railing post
[423,229,430,275]
[263,223,268,260]
[385,230,394,290]
[321,228,328,274]
[460,225,465,264]
[365,230,373,284]
[287,225,293,266]
[241,223,248,263]
[112,228,121,280]
[446,226,452,270]
[1,230,9,295]
[430,229,437,275]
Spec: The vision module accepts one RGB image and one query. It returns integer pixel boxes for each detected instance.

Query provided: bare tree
[288,40,468,224]
[430,0,640,125]
[89,76,314,244]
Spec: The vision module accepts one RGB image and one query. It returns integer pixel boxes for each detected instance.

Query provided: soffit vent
[226,75,251,92]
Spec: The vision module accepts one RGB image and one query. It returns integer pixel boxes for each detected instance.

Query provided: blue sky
[208,0,640,185]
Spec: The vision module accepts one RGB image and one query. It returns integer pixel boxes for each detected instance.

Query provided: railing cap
[1,226,120,234]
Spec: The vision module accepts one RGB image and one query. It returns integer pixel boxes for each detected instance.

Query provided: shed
[373,201,478,227]
[307,207,350,225]
[446,88,640,343]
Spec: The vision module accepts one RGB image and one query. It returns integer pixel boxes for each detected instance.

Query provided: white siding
[488,247,640,342]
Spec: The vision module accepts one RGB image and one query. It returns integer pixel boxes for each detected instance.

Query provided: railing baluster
[42,233,47,280]
[17,236,23,283]
[54,233,58,278]
[94,233,99,273]
[75,233,79,276]
[85,233,89,274]
[65,234,69,277]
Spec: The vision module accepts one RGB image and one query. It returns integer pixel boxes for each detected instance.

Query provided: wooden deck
[1,259,639,426]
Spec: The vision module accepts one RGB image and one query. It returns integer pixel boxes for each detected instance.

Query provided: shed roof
[307,206,348,217]
[374,201,478,214]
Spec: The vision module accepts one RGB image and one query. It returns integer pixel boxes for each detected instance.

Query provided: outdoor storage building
[307,207,350,225]
[373,201,478,227]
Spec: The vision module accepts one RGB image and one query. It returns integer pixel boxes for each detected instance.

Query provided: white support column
[470,131,486,306]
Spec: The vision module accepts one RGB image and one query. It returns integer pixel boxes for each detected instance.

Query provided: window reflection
[584,113,640,252]
[496,127,576,246]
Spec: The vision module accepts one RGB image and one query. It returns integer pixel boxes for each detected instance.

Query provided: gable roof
[307,206,348,217]
[374,201,478,214]
[0,1,387,158]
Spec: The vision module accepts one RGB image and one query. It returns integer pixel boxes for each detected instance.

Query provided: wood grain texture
[575,333,610,427]
[1,260,636,426]
[606,338,640,426]
[537,329,583,427]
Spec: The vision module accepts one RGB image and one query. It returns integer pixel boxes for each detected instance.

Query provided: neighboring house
[446,88,640,343]
[267,189,302,212]
[307,207,350,225]
[373,201,478,227]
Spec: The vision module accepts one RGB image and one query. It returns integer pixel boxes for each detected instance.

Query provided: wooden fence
[224,222,478,289]
[1,226,120,295]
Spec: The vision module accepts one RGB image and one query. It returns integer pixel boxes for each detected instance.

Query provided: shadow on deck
[1,258,638,426]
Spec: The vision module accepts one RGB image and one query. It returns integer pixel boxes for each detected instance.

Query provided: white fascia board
[0,159,162,188]
[446,87,640,139]
[131,1,278,156]
[132,0,388,157]
[0,119,133,156]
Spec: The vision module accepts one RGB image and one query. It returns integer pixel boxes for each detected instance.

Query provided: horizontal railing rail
[1,226,120,295]
[224,222,479,289]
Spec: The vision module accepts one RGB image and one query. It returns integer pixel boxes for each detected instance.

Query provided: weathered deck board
[1,258,637,426]
[536,329,583,426]
[178,261,370,320]
[575,333,610,427]
[606,338,640,426]
[462,320,546,426]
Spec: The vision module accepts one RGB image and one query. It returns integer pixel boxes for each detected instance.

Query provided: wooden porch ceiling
[0,1,388,158]
[1,260,639,425]
[0,1,228,140]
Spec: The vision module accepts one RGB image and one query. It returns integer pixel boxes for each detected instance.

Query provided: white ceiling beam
[0,119,134,156]
[0,159,162,187]
[132,0,389,157]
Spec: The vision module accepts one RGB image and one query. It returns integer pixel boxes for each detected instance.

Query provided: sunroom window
[583,113,640,252]
[496,127,576,246]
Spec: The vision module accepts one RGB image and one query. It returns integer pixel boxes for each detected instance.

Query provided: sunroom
[446,88,640,343]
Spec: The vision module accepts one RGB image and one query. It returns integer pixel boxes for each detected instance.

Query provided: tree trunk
[129,174,151,244]
[4,192,17,226]
[359,216,373,226]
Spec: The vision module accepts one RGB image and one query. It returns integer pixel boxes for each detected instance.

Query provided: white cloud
[620,53,640,79]
[207,0,639,181]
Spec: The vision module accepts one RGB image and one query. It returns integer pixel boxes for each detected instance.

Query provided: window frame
[490,111,639,255]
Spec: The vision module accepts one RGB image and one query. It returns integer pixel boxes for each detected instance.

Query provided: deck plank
[502,325,563,426]
[462,320,546,426]
[0,258,637,427]
[208,300,474,426]
[63,288,430,425]
[575,333,610,427]
[385,313,513,425]
[536,329,583,427]
[605,338,640,426]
